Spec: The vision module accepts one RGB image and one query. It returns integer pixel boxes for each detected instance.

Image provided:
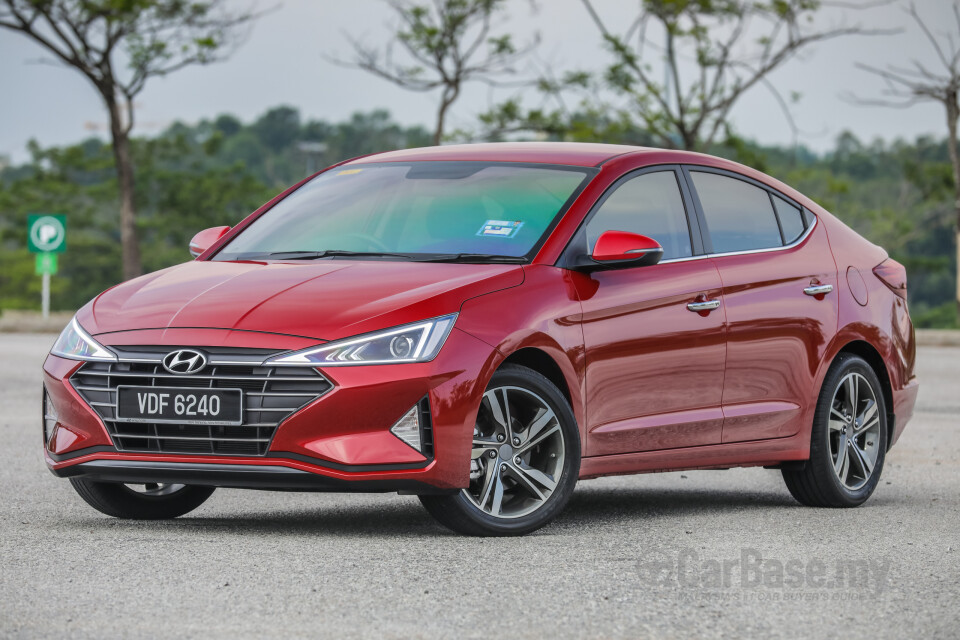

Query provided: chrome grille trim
[74,371,324,382]
[70,353,332,457]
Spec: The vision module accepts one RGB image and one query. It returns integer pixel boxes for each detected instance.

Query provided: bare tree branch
[851,0,960,314]
[332,0,538,144]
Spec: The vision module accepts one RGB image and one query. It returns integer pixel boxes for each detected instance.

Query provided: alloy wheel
[124,483,186,497]
[828,372,882,491]
[464,386,566,518]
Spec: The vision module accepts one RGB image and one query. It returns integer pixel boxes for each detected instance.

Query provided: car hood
[82,259,524,342]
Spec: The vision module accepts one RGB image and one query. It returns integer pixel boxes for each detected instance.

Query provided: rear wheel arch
[832,340,895,451]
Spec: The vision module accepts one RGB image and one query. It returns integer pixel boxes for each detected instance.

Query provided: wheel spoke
[855,399,880,435]
[845,375,858,416]
[484,389,508,430]
[508,465,546,501]
[834,434,848,474]
[476,459,497,508]
[490,472,505,516]
[849,440,874,477]
[518,464,557,492]
[855,414,880,436]
[517,423,561,455]
[500,389,514,442]
[523,407,556,444]
[829,418,845,432]
[858,398,877,426]
[838,446,851,484]
[472,436,499,459]
[830,407,847,422]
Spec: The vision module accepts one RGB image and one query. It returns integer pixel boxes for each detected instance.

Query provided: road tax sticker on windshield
[477,220,524,238]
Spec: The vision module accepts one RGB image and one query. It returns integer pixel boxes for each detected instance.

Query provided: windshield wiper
[238,250,416,261]
[415,253,527,264]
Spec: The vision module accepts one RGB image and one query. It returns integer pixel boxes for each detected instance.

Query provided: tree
[0,0,258,279]
[851,1,960,317]
[337,0,536,145]
[482,0,879,152]
[252,106,302,152]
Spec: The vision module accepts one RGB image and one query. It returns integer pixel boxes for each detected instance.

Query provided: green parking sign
[28,214,67,253]
[35,252,58,275]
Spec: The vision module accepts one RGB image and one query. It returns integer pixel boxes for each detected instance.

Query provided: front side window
[690,171,783,254]
[585,171,693,260]
[214,162,591,262]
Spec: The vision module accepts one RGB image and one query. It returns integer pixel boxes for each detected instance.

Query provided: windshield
[214,162,592,262]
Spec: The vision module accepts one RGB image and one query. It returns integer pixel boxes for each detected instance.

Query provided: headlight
[266,314,458,366]
[50,317,117,361]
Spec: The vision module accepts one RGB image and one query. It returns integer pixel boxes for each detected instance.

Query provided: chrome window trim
[658,215,818,265]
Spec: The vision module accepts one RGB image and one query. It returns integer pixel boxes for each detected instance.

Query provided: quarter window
[772,195,805,244]
[690,172,782,253]
[586,171,692,260]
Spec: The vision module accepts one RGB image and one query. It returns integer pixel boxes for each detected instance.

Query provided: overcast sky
[0,0,955,163]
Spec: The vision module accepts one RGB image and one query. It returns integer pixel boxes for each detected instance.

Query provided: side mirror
[188,226,231,258]
[579,230,664,270]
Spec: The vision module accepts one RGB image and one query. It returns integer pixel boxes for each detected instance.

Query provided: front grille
[71,354,332,457]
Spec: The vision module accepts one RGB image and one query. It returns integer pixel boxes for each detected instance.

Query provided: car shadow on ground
[68,485,807,538]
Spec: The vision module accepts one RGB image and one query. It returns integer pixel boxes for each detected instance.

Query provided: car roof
[343,141,824,218]
[347,142,649,168]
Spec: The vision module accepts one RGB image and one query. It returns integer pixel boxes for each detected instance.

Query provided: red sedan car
[43,143,918,536]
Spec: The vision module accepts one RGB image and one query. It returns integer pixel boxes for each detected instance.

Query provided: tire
[69,478,216,519]
[782,353,888,507]
[420,364,581,536]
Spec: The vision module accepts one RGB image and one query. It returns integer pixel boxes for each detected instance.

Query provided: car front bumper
[43,327,497,492]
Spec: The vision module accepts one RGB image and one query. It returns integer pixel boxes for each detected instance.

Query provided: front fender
[454,265,587,440]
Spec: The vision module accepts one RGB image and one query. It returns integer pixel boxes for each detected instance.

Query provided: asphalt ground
[1,334,957,639]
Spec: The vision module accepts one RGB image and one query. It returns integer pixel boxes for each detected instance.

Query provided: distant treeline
[0,106,955,327]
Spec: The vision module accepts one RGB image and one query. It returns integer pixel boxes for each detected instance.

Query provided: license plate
[115,386,243,426]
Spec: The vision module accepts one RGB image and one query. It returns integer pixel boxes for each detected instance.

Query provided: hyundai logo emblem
[162,349,207,375]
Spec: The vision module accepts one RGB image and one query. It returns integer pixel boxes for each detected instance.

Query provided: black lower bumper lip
[53,460,456,494]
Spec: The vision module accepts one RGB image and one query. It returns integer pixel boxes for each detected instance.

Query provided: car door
[565,166,727,456]
[683,167,839,444]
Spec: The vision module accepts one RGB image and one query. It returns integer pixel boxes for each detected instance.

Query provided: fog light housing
[42,388,58,446]
[388,397,433,456]
[390,405,422,452]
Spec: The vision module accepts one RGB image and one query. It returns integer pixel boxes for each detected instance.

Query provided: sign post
[27,214,67,319]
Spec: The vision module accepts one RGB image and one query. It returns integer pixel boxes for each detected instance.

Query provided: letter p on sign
[28,214,67,253]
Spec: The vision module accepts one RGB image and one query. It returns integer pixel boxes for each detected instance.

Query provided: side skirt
[578,433,809,479]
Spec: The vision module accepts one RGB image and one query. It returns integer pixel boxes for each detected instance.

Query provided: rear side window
[772,195,805,244]
[586,171,692,260]
[690,172,782,253]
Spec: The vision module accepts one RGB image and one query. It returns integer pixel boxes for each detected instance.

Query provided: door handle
[803,284,833,297]
[687,299,721,312]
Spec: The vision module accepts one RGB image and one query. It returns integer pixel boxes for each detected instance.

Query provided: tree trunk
[106,97,142,280]
[946,96,960,320]
[434,84,460,146]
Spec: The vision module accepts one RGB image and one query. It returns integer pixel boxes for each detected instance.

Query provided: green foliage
[0,108,955,328]
[0,108,431,311]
